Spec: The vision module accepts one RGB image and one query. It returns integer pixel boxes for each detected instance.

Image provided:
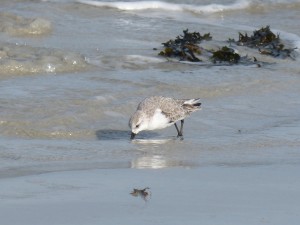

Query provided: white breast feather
[147,109,172,130]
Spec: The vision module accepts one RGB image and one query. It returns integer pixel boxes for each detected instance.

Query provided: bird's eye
[135,124,140,128]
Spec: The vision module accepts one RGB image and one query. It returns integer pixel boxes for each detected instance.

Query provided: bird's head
[129,110,148,139]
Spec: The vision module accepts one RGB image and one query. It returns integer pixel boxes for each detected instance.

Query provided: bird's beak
[130,132,136,140]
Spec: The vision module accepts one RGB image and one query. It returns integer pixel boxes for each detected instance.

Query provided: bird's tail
[182,98,202,112]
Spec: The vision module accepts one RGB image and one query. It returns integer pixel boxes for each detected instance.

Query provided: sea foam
[78,0,251,14]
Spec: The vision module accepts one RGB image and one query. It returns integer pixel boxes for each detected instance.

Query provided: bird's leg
[179,119,184,136]
[174,123,180,136]
[174,120,184,137]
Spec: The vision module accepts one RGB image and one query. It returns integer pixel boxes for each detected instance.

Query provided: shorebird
[129,96,201,139]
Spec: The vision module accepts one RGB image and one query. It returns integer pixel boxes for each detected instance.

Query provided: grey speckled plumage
[129,96,201,139]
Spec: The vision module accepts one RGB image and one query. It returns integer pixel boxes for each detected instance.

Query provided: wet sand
[1,164,300,225]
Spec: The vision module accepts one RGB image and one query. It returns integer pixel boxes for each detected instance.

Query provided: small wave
[0,121,95,139]
[124,55,165,63]
[97,54,165,70]
[273,30,300,52]
[78,0,251,14]
[0,12,52,36]
[0,43,89,76]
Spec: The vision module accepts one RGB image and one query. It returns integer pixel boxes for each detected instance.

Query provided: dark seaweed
[157,26,296,65]
[159,29,212,62]
[237,26,295,59]
[237,26,279,47]
[211,46,241,64]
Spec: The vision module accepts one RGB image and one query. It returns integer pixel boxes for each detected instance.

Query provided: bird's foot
[177,134,184,140]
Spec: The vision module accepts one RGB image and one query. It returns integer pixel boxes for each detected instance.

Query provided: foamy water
[78,0,251,13]
[0,0,300,177]
[0,12,52,36]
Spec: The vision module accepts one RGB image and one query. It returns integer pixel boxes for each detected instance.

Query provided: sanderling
[129,96,201,139]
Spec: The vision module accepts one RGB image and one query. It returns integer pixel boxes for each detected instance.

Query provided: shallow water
[0,0,300,177]
[1,165,300,225]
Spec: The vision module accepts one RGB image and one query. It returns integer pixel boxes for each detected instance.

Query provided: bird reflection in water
[130,187,151,202]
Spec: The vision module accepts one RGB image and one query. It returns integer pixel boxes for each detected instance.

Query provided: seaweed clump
[237,26,295,58]
[237,26,278,47]
[156,26,296,66]
[159,29,212,62]
[211,46,240,64]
